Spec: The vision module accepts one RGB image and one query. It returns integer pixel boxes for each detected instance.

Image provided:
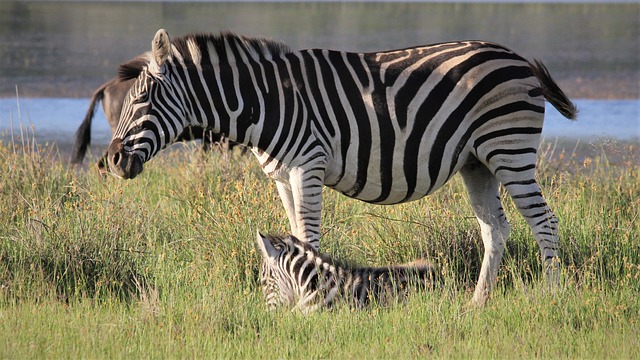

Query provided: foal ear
[151,28,171,68]
[256,231,280,259]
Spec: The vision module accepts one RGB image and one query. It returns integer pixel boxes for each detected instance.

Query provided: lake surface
[1,2,638,99]
[0,98,637,148]
[0,1,638,148]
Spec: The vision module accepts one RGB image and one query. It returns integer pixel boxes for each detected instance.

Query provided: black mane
[118,55,149,81]
[117,32,290,82]
[284,234,361,271]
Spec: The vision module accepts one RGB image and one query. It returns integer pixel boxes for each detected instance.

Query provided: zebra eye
[132,92,149,104]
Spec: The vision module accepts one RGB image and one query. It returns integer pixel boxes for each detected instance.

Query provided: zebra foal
[257,233,436,313]
[106,29,577,305]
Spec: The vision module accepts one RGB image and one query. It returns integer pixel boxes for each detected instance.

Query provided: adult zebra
[107,29,577,306]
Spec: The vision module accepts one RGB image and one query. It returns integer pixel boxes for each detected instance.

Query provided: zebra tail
[401,260,439,288]
[529,59,578,121]
[70,82,107,164]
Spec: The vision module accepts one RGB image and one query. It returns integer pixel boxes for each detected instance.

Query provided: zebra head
[256,232,298,309]
[256,232,326,311]
[107,29,188,179]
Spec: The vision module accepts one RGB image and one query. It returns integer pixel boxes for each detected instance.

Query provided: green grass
[0,134,638,359]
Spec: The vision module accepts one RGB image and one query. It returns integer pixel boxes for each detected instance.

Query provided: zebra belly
[328,173,437,205]
[323,130,473,205]
[325,156,444,205]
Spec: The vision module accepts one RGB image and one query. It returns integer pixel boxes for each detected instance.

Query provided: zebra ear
[151,29,171,68]
[256,231,280,259]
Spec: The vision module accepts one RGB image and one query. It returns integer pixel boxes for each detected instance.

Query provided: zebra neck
[315,263,350,307]
[329,265,415,307]
[174,52,298,152]
[316,261,371,307]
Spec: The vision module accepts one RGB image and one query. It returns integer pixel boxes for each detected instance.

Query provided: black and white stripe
[256,233,435,312]
[107,29,577,305]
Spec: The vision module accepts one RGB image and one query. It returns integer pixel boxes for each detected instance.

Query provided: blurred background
[0,1,638,146]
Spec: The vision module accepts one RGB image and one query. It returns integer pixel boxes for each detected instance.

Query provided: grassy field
[0,133,638,359]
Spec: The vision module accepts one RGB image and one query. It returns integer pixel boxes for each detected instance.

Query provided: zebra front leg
[288,166,325,250]
[276,181,300,240]
[460,162,510,307]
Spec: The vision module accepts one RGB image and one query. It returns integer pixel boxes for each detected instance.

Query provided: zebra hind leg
[493,161,561,291]
[460,161,510,307]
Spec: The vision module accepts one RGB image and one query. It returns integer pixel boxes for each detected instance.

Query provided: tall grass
[0,130,638,358]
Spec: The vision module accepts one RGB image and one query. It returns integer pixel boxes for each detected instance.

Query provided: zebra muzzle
[107,138,144,179]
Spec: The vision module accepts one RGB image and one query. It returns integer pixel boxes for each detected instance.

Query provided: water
[0,98,637,148]
[0,97,113,145]
[543,99,639,141]
[0,1,638,147]
[1,2,638,98]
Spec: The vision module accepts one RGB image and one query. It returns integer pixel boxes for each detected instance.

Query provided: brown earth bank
[0,73,637,100]
[3,132,636,177]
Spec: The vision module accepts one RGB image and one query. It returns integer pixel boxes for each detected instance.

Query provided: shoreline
[2,133,637,171]
[1,73,638,100]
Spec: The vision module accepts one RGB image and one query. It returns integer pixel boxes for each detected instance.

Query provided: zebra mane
[118,54,151,81]
[117,32,290,83]
[285,235,432,274]
[282,235,360,271]
[173,32,291,63]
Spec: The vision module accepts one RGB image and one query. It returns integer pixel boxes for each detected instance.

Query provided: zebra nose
[107,137,123,162]
[112,151,121,167]
[107,138,143,179]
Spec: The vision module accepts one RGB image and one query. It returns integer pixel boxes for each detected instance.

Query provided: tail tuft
[70,87,104,165]
[529,59,578,121]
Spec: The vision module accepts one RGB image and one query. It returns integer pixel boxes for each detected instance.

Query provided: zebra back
[256,233,436,313]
